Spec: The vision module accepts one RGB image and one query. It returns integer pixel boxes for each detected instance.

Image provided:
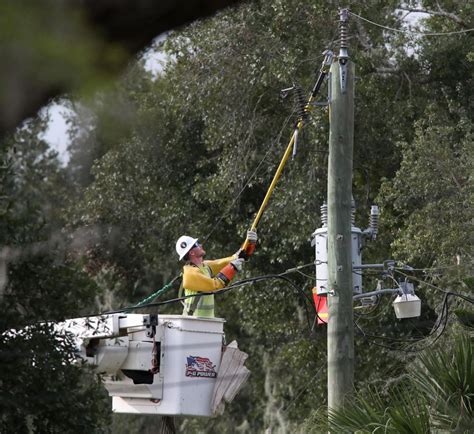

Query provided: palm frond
[328,388,391,433]
[411,334,474,431]
[387,387,431,434]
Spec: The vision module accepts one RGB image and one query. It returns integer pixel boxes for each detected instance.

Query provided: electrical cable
[353,294,382,318]
[394,263,461,272]
[279,264,330,326]
[386,272,402,291]
[393,269,451,294]
[348,11,474,36]
[133,274,182,307]
[106,261,314,314]
[98,260,474,351]
[360,292,448,345]
[295,269,316,280]
[104,271,308,308]
[355,290,473,353]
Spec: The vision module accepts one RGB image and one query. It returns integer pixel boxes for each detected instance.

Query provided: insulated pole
[327,8,354,412]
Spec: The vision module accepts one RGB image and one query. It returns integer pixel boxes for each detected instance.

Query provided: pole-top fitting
[339,8,349,22]
[338,8,349,62]
[337,7,349,93]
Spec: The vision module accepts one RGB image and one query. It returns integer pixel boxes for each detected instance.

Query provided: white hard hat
[176,235,199,260]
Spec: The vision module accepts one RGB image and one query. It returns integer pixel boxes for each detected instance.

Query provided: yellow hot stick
[242,119,304,251]
[241,52,333,252]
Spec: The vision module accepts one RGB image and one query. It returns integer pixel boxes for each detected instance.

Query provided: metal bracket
[321,50,334,73]
[144,314,158,338]
[399,280,415,295]
[339,60,348,94]
[311,101,329,107]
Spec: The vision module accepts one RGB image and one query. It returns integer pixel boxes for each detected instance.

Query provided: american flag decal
[185,355,217,378]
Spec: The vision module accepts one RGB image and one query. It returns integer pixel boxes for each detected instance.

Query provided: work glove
[230,258,245,272]
[236,230,258,260]
[241,229,258,259]
[217,258,244,285]
[246,230,258,244]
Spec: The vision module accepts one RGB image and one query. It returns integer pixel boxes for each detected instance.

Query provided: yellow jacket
[182,255,236,317]
[182,256,235,291]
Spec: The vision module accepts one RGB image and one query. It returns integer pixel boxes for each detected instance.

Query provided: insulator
[339,9,349,49]
[293,84,308,122]
[370,205,379,238]
[320,202,328,227]
[340,21,348,50]
[338,8,349,60]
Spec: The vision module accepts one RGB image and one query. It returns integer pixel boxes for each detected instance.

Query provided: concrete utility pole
[327,8,355,411]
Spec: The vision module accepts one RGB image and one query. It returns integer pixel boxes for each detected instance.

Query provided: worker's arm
[204,255,236,275]
[182,266,226,292]
[183,256,243,292]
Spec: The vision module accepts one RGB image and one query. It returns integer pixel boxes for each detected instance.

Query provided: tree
[0,117,110,432]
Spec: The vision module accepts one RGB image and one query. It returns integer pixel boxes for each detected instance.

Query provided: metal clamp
[143,314,158,338]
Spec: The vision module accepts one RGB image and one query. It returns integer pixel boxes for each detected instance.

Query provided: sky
[42,103,73,165]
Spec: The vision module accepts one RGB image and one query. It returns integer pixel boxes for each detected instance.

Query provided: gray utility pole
[327,8,355,411]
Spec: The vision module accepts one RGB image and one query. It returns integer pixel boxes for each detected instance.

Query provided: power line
[349,11,474,36]
[394,263,461,273]
[105,273,307,309]
[393,269,451,294]
[355,289,474,353]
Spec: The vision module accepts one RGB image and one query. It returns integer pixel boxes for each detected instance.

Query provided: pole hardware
[352,259,396,270]
[338,8,350,93]
[309,50,334,107]
[362,205,380,240]
[144,314,158,338]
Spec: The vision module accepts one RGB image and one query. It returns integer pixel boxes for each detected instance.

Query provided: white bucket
[109,315,224,416]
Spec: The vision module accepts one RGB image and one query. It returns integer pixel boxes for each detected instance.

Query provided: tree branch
[399,7,467,27]
[355,18,373,51]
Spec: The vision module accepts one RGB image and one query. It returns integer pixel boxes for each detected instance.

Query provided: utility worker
[175,231,258,317]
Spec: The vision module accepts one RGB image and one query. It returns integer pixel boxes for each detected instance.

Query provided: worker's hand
[246,230,258,244]
[242,229,258,259]
[235,230,258,260]
[230,258,244,272]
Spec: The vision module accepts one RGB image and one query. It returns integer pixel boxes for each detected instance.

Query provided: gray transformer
[312,202,378,295]
[312,225,362,295]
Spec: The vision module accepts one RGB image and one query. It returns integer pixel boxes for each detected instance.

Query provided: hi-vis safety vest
[181,256,235,318]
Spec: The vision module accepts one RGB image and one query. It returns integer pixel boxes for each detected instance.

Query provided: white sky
[42,103,73,165]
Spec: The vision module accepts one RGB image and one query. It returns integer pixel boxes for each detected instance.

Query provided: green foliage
[324,387,428,434]
[454,309,474,329]
[321,333,473,433]
[60,0,473,431]
[0,325,110,433]
[411,334,473,432]
[378,104,473,267]
[0,117,110,430]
